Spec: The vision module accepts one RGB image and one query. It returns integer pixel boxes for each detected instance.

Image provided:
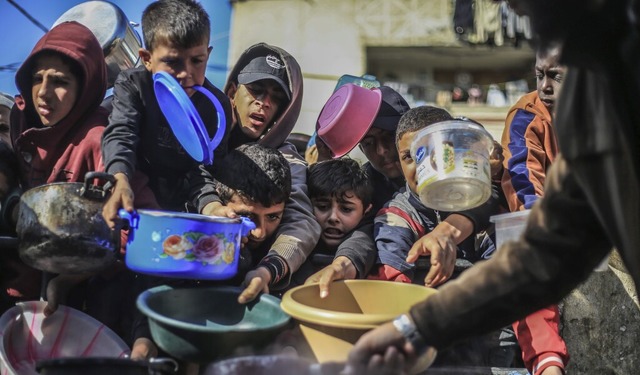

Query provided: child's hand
[490,140,504,180]
[130,337,158,360]
[304,144,319,165]
[237,266,271,304]
[201,201,237,218]
[102,173,134,229]
[406,226,456,288]
[304,256,357,298]
[44,273,92,317]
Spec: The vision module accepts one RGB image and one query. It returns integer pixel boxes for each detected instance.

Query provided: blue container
[119,209,255,280]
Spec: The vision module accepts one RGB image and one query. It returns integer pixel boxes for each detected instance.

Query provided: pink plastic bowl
[316,83,382,157]
[0,302,130,375]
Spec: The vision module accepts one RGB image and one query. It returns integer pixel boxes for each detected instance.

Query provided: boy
[101,0,232,221]
[501,42,569,375]
[373,105,514,367]
[0,93,13,147]
[291,158,374,288]
[207,42,321,303]
[211,143,291,288]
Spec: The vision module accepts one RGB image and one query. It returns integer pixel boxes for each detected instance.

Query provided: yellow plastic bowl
[281,280,437,371]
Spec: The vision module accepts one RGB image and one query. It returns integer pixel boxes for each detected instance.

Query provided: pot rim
[133,209,244,224]
[136,285,291,333]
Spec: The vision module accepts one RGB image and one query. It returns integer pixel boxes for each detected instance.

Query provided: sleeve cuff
[533,354,566,375]
[106,161,133,179]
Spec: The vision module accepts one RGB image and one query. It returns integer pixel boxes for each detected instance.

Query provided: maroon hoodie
[11,21,108,188]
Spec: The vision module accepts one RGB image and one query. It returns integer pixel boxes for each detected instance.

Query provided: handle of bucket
[117,209,140,243]
[192,85,227,164]
[240,216,256,237]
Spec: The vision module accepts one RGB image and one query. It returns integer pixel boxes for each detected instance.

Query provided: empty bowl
[316,83,382,157]
[137,285,291,363]
[280,280,438,372]
[0,301,130,375]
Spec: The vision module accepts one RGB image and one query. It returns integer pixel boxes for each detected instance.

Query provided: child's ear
[139,48,152,71]
[226,82,237,103]
[364,203,372,215]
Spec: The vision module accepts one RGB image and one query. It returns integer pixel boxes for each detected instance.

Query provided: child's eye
[267,214,281,221]
[313,203,330,211]
[340,207,354,213]
[191,58,205,65]
[401,153,413,162]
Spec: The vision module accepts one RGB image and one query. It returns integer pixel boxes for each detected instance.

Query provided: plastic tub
[410,120,493,211]
[489,210,531,249]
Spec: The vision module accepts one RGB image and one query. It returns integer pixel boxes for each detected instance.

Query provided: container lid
[153,71,225,165]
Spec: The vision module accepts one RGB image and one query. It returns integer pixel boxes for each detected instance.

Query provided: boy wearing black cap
[205,43,321,304]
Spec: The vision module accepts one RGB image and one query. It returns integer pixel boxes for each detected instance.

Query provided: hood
[12,21,107,144]
[224,42,303,148]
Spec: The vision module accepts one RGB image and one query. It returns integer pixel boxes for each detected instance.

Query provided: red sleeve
[367,264,412,284]
[513,304,569,375]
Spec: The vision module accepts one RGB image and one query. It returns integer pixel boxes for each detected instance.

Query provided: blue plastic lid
[153,71,226,165]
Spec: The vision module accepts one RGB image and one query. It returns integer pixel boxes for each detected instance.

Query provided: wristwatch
[392,314,429,355]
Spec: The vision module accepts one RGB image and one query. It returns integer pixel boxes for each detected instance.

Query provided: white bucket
[410,120,493,211]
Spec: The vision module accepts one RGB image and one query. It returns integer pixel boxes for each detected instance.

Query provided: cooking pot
[36,357,178,375]
[119,209,255,280]
[16,172,119,274]
[52,1,142,87]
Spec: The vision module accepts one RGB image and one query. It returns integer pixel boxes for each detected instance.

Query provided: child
[101,0,232,220]
[0,93,14,147]
[211,143,292,283]
[208,42,321,304]
[290,158,375,289]
[9,20,159,360]
[372,105,516,367]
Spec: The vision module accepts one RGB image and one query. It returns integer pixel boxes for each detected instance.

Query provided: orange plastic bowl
[281,280,437,372]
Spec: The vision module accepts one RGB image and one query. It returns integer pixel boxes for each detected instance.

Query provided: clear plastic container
[490,210,531,249]
[410,120,493,211]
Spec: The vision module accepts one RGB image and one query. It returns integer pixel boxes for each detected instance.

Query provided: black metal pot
[36,357,178,375]
[16,172,119,274]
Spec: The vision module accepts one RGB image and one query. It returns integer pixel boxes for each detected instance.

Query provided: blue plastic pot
[119,209,255,280]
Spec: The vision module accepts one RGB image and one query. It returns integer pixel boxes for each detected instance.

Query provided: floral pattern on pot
[157,232,239,266]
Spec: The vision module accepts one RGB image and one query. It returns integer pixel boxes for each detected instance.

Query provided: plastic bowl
[489,210,531,249]
[410,120,493,211]
[280,280,437,373]
[137,285,291,363]
[316,83,382,157]
[0,301,130,375]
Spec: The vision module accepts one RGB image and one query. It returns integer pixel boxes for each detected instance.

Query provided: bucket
[410,120,493,211]
[489,210,531,249]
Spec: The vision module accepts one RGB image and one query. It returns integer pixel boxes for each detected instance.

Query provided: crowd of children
[0,0,572,374]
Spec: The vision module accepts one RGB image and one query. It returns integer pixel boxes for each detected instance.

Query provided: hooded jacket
[11,21,108,188]
[224,43,320,286]
[501,91,558,211]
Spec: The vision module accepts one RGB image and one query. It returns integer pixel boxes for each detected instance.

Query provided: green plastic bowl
[137,285,291,363]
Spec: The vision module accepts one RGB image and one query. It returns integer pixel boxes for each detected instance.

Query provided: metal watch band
[392,314,428,355]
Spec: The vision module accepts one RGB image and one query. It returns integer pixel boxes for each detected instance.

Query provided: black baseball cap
[371,86,410,131]
[237,54,291,99]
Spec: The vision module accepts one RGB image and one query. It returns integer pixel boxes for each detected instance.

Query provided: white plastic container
[490,210,531,249]
[410,120,493,211]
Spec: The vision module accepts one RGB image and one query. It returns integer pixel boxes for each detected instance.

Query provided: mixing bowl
[0,301,129,375]
[137,285,291,363]
[280,280,438,372]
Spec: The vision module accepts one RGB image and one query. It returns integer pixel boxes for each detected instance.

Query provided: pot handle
[148,357,179,374]
[81,171,116,200]
[118,209,140,243]
[192,85,227,164]
[240,216,256,236]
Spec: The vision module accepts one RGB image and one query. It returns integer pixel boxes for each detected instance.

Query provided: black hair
[214,143,291,207]
[142,0,210,51]
[308,158,373,208]
[395,105,454,146]
[0,141,19,188]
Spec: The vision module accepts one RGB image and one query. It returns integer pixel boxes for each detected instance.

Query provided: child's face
[0,106,10,146]
[225,194,285,250]
[230,80,287,140]
[359,127,403,180]
[31,54,79,127]
[312,191,370,249]
[397,130,419,194]
[140,41,211,97]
